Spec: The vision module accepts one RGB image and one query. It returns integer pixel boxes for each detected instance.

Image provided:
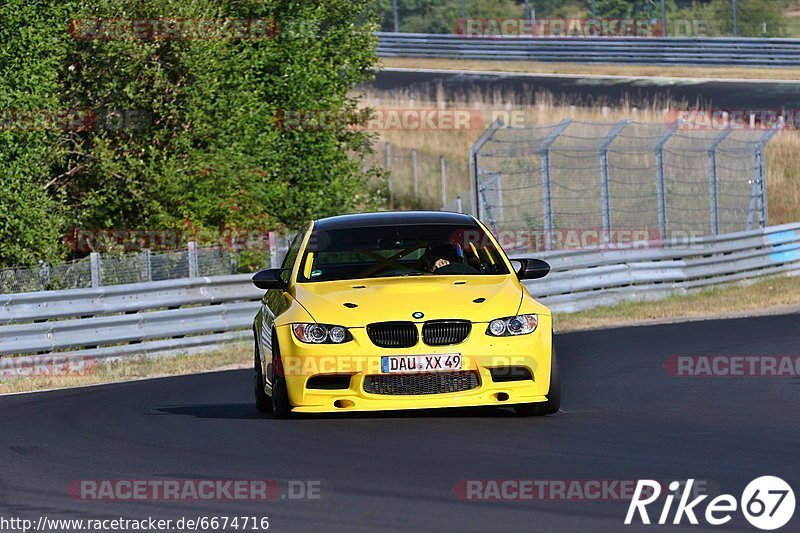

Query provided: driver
[423,243,462,273]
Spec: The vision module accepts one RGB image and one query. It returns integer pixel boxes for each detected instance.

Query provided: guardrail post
[655,127,677,240]
[440,156,447,210]
[539,119,572,251]
[90,252,102,287]
[708,128,732,235]
[411,148,419,200]
[143,249,152,282]
[599,120,629,243]
[187,241,199,277]
[469,118,504,218]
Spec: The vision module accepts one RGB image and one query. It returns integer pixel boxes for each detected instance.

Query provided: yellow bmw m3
[251,211,559,418]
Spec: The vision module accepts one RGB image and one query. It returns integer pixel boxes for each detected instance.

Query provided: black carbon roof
[313,211,477,231]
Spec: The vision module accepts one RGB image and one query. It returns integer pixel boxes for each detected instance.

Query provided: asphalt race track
[1,313,798,532]
[370,69,800,109]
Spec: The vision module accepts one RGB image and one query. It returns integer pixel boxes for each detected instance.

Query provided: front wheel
[254,339,271,413]
[515,348,560,417]
[271,340,292,419]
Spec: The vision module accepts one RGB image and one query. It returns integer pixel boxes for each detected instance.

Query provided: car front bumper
[273,316,553,413]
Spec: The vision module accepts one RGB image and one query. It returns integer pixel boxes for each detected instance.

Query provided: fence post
[230,240,239,274]
[411,148,419,200]
[496,174,504,224]
[469,118,504,218]
[187,241,199,277]
[478,172,500,228]
[759,128,778,228]
[385,142,393,203]
[655,127,677,240]
[269,231,279,268]
[539,119,572,250]
[38,261,51,290]
[90,252,102,287]
[599,120,629,243]
[708,128,732,235]
[440,156,447,210]
[143,249,152,282]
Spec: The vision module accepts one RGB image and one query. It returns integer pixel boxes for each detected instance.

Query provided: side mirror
[511,258,550,280]
[252,269,286,290]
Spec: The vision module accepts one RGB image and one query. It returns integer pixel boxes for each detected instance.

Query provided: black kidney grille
[364,371,479,395]
[422,320,471,346]
[366,322,418,348]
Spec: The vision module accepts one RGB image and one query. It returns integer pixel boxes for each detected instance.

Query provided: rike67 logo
[626,477,795,530]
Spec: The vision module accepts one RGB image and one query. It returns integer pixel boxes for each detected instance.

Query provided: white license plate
[380,354,462,373]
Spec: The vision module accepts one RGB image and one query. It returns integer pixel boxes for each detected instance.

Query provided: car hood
[292,275,545,327]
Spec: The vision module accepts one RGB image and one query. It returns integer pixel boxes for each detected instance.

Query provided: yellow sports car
[251,211,558,418]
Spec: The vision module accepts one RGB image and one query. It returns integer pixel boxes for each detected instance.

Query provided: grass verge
[554,274,800,332]
[381,57,800,81]
[0,343,250,395]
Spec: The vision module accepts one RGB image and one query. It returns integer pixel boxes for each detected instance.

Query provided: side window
[279,229,305,283]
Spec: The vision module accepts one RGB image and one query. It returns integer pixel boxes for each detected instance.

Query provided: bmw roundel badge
[412,311,424,319]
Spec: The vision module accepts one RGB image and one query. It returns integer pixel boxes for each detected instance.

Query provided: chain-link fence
[0,241,278,295]
[366,142,470,211]
[472,119,778,253]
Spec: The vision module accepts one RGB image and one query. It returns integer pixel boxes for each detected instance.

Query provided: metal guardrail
[0,275,263,362]
[1,224,799,376]
[525,222,800,312]
[377,32,800,66]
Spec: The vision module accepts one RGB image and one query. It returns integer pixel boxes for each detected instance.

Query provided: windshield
[297,224,509,282]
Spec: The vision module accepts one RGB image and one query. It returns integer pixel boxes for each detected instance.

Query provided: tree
[0,0,73,266]
[595,0,632,19]
[0,0,384,267]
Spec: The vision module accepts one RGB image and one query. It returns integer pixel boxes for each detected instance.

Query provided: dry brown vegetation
[381,57,800,81]
[361,87,800,224]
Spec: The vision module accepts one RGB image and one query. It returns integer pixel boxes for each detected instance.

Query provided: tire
[515,348,560,417]
[254,338,271,413]
[270,338,292,419]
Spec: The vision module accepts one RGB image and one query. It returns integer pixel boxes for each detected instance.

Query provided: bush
[0,0,385,268]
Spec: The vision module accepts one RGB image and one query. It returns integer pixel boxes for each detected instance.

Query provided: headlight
[486,314,538,336]
[292,323,353,344]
